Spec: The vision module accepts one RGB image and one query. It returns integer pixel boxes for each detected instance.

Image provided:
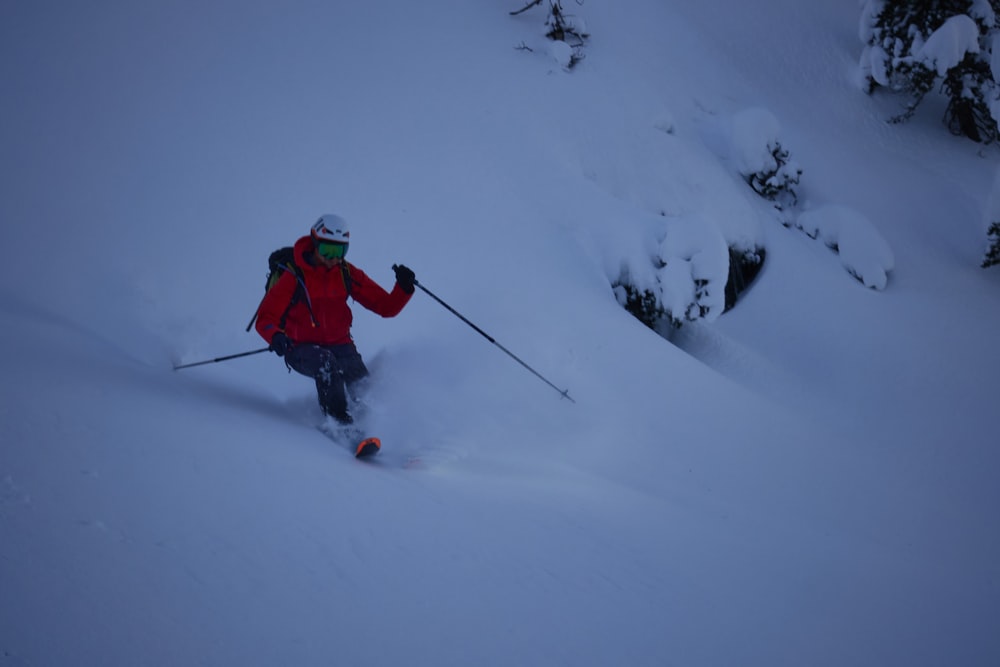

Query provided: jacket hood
[293,235,318,269]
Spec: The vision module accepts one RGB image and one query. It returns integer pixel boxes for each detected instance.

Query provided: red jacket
[256,235,411,346]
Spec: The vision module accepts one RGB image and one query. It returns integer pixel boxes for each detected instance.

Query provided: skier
[255,214,416,424]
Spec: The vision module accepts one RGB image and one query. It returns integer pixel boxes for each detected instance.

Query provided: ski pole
[413,279,575,403]
[173,347,270,371]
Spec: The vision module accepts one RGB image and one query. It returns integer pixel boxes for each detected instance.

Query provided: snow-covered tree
[746,141,801,209]
[984,167,1000,267]
[984,222,1000,267]
[730,108,803,211]
[613,243,765,330]
[859,0,1000,142]
[510,0,589,69]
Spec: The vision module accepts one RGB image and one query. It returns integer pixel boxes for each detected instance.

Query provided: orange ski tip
[355,437,381,457]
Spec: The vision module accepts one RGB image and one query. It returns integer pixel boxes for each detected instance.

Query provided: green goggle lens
[317,241,348,260]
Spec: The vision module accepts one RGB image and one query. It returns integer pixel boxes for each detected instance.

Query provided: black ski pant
[284,343,369,422]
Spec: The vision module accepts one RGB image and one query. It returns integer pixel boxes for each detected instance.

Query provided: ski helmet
[311,214,350,244]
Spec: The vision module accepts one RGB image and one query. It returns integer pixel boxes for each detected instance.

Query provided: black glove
[270,332,293,357]
[392,264,416,295]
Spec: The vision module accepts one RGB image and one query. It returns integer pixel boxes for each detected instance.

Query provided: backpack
[264,246,301,292]
[245,246,352,333]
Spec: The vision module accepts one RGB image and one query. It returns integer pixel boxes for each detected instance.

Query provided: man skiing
[255,214,416,424]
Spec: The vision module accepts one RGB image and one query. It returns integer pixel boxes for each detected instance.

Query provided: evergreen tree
[860,0,1000,143]
[985,222,1000,268]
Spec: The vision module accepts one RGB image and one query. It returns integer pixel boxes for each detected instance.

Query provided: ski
[317,423,381,461]
[354,437,381,459]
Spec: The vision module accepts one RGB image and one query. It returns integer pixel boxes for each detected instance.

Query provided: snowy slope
[2,1,999,666]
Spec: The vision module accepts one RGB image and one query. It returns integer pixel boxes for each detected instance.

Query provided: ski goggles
[316,240,348,260]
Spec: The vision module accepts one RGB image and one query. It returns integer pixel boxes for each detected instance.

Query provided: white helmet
[311,214,350,244]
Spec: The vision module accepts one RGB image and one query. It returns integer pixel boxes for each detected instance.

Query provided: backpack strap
[245,260,317,332]
[277,262,318,328]
[340,263,353,299]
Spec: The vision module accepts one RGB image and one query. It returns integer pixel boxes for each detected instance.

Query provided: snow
[971,0,997,26]
[993,32,1000,83]
[2,1,1000,666]
[916,14,981,76]
[548,39,575,69]
[729,107,785,177]
[794,205,895,290]
[989,166,1000,224]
